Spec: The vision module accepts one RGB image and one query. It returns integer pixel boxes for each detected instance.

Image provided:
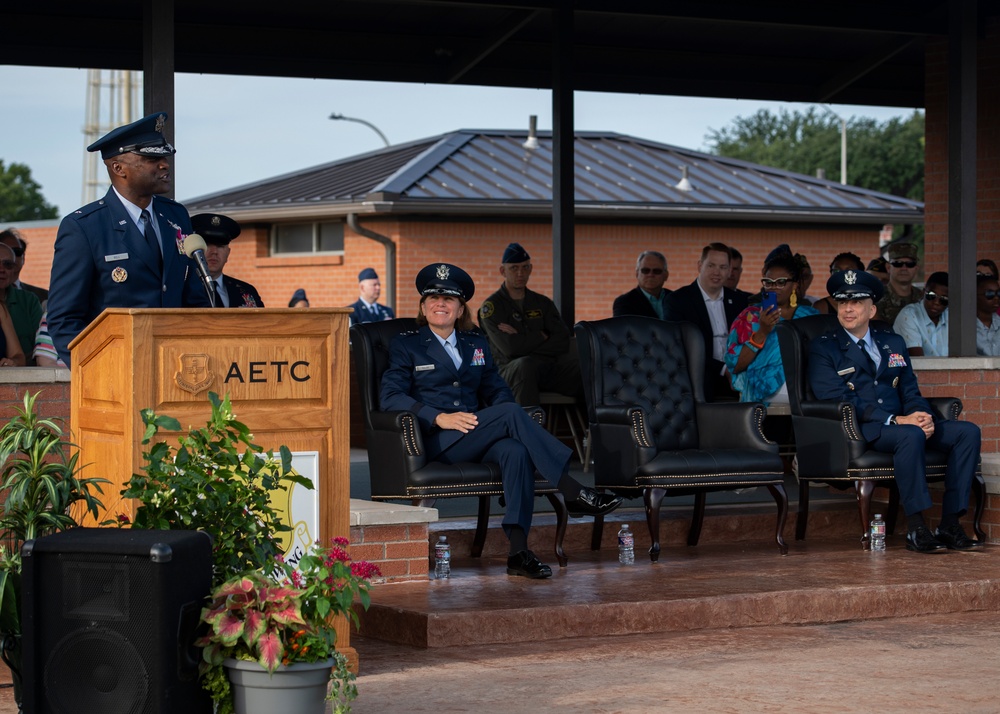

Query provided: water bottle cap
[874,514,882,518]
[438,535,447,542]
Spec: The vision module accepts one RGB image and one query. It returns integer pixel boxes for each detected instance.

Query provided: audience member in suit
[724,246,752,301]
[348,268,395,325]
[380,263,622,578]
[612,250,671,319]
[190,213,264,308]
[664,242,748,400]
[48,112,210,365]
[0,228,49,309]
[809,268,982,554]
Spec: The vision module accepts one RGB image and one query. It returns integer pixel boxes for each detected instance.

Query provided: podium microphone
[182,233,217,307]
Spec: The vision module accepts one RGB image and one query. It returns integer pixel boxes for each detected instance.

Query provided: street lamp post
[329,112,390,147]
[820,105,847,185]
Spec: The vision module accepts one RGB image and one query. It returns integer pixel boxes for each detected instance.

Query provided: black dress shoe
[506,550,552,579]
[905,525,948,553]
[566,487,623,517]
[934,523,983,550]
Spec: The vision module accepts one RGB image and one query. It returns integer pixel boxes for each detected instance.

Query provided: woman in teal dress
[725,253,817,405]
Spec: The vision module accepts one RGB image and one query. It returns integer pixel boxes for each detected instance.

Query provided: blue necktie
[140,209,162,271]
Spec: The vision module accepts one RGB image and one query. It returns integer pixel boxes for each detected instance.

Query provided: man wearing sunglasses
[875,241,922,324]
[975,274,1000,356]
[893,272,949,357]
[809,269,982,553]
[613,250,671,318]
[0,229,49,309]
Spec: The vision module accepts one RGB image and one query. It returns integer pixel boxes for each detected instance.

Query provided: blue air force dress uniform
[190,213,264,308]
[47,112,210,364]
[807,269,980,521]
[348,268,395,325]
[379,264,575,540]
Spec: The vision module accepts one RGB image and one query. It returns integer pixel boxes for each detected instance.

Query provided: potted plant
[197,536,380,714]
[120,391,311,585]
[0,391,107,708]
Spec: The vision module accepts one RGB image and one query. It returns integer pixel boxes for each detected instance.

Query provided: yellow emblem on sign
[111,267,128,283]
[175,353,215,395]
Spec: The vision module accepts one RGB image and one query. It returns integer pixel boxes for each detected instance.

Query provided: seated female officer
[380,263,622,579]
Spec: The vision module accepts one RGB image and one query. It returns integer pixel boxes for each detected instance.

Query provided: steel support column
[143,0,176,199]
[947,0,977,356]
[551,7,575,326]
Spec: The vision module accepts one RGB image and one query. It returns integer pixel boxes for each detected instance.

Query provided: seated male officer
[190,213,264,308]
[808,269,982,553]
[478,242,583,406]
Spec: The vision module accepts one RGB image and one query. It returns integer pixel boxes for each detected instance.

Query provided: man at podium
[48,112,210,364]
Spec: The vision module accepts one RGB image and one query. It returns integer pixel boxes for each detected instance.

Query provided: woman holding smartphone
[724,253,817,405]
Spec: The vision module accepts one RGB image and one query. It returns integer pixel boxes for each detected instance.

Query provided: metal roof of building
[186,130,923,225]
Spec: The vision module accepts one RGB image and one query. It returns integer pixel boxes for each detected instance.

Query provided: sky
[0,65,920,218]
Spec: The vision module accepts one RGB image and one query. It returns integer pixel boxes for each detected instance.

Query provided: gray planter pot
[224,657,333,714]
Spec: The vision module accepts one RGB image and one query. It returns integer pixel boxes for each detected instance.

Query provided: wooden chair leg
[687,491,707,546]
[795,481,810,540]
[767,483,789,554]
[545,493,569,567]
[471,495,491,558]
[855,480,876,548]
[590,513,604,551]
[644,487,666,562]
[972,472,987,541]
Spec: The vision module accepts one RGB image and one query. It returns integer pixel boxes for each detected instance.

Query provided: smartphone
[761,291,777,312]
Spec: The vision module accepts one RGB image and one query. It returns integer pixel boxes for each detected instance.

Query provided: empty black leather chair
[576,316,788,562]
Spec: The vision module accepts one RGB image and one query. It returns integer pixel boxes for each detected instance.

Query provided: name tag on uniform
[415,364,435,372]
[105,252,129,262]
[837,367,855,376]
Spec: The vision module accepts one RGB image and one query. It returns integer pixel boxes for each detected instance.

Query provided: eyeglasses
[760,277,791,288]
[890,260,917,268]
[984,290,999,300]
[977,272,997,279]
[639,267,665,275]
[924,291,949,306]
[0,260,14,270]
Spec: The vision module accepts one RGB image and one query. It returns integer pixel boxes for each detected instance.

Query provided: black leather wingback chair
[575,316,788,562]
[351,318,569,567]
[775,314,985,544]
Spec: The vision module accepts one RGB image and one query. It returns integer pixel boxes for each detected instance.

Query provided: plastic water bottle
[870,514,886,552]
[434,536,451,579]
[617,524,635,565]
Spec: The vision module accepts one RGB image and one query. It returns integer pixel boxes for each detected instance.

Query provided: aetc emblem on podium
[175,353,215,394]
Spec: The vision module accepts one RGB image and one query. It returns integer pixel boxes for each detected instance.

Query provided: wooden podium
[69,307,355,660]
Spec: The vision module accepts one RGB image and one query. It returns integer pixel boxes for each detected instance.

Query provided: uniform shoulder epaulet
[67,199,107,220]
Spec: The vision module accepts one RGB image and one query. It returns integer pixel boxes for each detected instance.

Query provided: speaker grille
[45,627,149,714]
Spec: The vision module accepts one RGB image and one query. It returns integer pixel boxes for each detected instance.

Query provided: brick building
[172,130,919,321]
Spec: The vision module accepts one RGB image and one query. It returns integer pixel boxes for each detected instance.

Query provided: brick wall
[349,523,430,583]
[914,362,1000,454]
[924,16,1000,272]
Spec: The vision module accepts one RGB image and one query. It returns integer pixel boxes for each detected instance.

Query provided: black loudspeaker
[21,528,214,714]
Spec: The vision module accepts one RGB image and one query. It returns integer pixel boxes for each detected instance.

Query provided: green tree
[0,160,59,222]
[707,108,925,201]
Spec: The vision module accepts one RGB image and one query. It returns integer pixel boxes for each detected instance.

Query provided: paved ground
[349,611,1000,713]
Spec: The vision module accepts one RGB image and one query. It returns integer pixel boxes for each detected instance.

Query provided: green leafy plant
[197,537,380,714]
[0,391,107,706]
[120,391,311,584]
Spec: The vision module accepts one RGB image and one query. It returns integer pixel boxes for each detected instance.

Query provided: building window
[272,222,345,255]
